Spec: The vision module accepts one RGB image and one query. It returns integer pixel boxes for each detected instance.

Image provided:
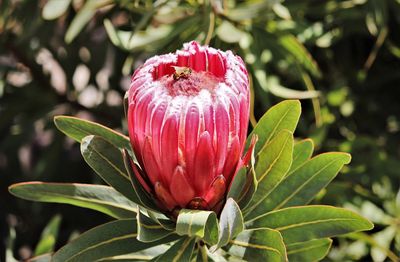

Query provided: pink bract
[127,41,251,214]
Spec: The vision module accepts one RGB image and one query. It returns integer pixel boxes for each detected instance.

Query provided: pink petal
[184,103,200,178]
[222,136,241,182]
[204,175,226,209]
[207,51,225,77]
[151,102,167,164]
[193,131,215,194]
[160,116,179,185]
[169,166,195,207]
[242,134,258,167]
[228,94,240,136]
[215,103,229,175]
[177,53,189,67]
[130,161,151,193]
[141,137,161,185]
[203,104,215,143]
[239,94,249,145]
[190,48,206,72]
[154,181,177,211]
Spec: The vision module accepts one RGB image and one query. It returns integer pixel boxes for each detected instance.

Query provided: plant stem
[199,241,208,262]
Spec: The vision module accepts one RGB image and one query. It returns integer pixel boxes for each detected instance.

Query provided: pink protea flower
[127,41,251,214]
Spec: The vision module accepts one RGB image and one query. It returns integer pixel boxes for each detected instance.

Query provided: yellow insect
[172,66,192,80]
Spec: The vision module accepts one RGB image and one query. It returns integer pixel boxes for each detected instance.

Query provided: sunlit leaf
[81,135,140,204]
[34,215,62,256]
[42,0,71,20]
[176,209,219,245]
[247,205,374,244]
[9,182,137,219]
[226,228,287,262]
[65,0,113,43]
[52,219,178,262]
[54,116,131,150]
[254,152,351,213]
[246,100,300,156]
[137,208,174,243]
[213,198,244,250]
[154,238,196,262]
[287,238,332,261]
[289,139,314,173]
[244,130,293,221]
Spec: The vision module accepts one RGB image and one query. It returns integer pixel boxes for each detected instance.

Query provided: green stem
[199,241,208,262]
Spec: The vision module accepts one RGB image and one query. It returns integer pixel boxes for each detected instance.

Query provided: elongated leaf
[226,1,275,21]
[279,34,321,77]
[97,245,169,261]
[147,210,176,231]
[53,219,178,262]
[137,208,174,243]
[122,149,161,212]
[176,209,219,245]
[246,100,300,156]
[287,238,332,262]
[34,215,62,256]
[65,0,112,43]
[247,205,373,244]
[213,198,244,250]
[154,238,196,262]
[29,254,52,262]
[226,228,287,262]
[253,152,351,214]
[81,135,139,204]
[42,0,71,20]
[54,116,130,150]
[289,139,314,173]
[8,182,136,219]
[244,130,293,221]
[227,135,258,209]
[229,167,251,203]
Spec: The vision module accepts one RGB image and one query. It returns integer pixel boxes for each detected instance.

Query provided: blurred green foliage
[1,0,399,261]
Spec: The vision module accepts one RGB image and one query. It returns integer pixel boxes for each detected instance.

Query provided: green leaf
[246,100,300,156]
[54,116,131,150]
[278,35,321,78]
[289,139,314,174]
[42,0,71,20]
[228,167,258,210]
[137,208,174,243]
[226,1,275,21]
[81,135,140,205]
[216,21,245,43]
[97,245,170,261]
[247,205,374,244]
[147,210,176,231]
[65,0,112,43]
[29,254,52,262]
[227,134,258,209]
[122,149,161,212]
[244,130,293,221]
[287,238,332,262]
[252,152,351,214]
[154,238,196,262]
[254,71,320,99]
[213,198,244,250]
[8,182,136,219]
[176,209,219,245]
[53,219,178,262]
[226,228,287,262]
[34,215,62,256]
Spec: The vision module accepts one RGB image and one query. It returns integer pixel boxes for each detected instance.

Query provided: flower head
[127,41,250,213]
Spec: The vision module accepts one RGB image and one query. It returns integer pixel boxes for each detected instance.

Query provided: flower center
[158,70,221,97]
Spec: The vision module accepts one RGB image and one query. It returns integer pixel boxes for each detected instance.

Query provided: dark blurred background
[1,0,399,261]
